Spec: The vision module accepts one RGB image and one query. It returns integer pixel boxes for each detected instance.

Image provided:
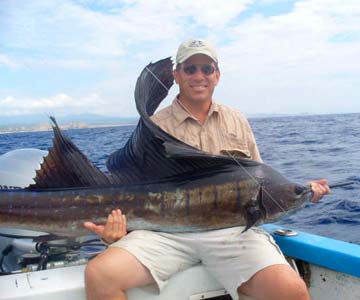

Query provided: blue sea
[1,113,359,244]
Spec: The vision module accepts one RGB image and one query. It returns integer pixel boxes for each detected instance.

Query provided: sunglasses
[182,64,217,76]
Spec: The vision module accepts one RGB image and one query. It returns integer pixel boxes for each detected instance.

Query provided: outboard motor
[0,148,47,188]
[0,148,104,274]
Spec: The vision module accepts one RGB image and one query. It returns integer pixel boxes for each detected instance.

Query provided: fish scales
[0,180,245,233]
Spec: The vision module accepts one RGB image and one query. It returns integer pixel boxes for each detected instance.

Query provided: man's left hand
[307,179,331,202]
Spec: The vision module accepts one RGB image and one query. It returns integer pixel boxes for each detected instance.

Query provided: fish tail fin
[135,57,174,117]
[106,58,175,183]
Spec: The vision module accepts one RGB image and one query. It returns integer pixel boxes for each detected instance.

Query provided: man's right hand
[84,209,127,244]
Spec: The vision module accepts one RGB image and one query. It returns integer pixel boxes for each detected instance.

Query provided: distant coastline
[1,111,358,134]
[0,122,137,135]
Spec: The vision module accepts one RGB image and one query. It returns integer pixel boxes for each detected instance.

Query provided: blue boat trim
[261,224,360,278]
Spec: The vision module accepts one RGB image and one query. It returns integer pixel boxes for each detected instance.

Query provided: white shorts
[110,226,288,300]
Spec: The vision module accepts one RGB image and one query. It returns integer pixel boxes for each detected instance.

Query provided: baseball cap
[176,38,218,64]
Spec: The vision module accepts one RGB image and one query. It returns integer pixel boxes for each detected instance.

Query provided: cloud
[214,0,360,114]
[0,0,359,116]
[0,53,19,69]
[1,0,253,60]
[0,93,106,116]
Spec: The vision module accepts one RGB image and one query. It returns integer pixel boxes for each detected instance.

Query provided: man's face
[174,54,220,105]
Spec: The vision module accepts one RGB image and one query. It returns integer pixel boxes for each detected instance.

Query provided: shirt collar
[171,96,219,127]
[209,101,220,115]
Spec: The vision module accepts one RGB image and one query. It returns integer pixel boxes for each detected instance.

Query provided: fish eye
[295,186,306,195]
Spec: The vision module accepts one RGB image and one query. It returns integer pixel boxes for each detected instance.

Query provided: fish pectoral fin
[242,185,264,233]
[242,206,263,233]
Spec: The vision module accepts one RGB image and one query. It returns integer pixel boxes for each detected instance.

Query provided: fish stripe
[185,189,190,216]
[236,181,242,210]
[214,185,218,209]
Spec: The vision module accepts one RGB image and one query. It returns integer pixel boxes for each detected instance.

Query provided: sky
[0,0,359,119]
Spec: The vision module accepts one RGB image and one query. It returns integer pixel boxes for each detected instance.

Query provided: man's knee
[85,258,105,286]
[281,277,310,300]
[239,279,309,300]
[85,256,120,297]
[84,249,135,300]
[85,247,154,292]
[85,248,129,291]
[238,264,310,300]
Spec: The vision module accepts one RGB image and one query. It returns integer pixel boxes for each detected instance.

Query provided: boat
[1,149,359,300]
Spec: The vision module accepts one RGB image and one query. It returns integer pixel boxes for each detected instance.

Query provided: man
[84,38,330,300]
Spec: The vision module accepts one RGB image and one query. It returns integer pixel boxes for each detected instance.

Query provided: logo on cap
[188,40,205,48]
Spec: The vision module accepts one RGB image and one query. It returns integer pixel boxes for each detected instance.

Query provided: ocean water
[0,113,359,244]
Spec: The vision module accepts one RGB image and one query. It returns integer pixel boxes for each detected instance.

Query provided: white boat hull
[1,257,360,300]
[309,265,360,300]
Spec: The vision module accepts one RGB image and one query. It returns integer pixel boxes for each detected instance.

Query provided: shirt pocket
[183,132,201,149]
[219,132,251,159]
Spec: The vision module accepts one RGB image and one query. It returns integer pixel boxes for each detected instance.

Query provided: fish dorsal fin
[107,57,260,183]
[29,117,111,189]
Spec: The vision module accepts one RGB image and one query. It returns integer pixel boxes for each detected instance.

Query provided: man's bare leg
[238,264,310,300]
[85,247,154,300]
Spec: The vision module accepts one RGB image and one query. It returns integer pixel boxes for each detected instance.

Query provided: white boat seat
[0,264,231,300]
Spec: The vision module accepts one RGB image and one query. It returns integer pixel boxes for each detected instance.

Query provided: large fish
[0,58,311,237]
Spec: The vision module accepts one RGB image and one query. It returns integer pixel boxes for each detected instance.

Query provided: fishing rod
[328,181,354,189]
[303,181,355,195]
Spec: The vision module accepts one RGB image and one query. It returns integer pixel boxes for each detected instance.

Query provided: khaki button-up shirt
[151,99,262,163]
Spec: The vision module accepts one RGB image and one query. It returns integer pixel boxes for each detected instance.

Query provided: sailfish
[0,58,312,237]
